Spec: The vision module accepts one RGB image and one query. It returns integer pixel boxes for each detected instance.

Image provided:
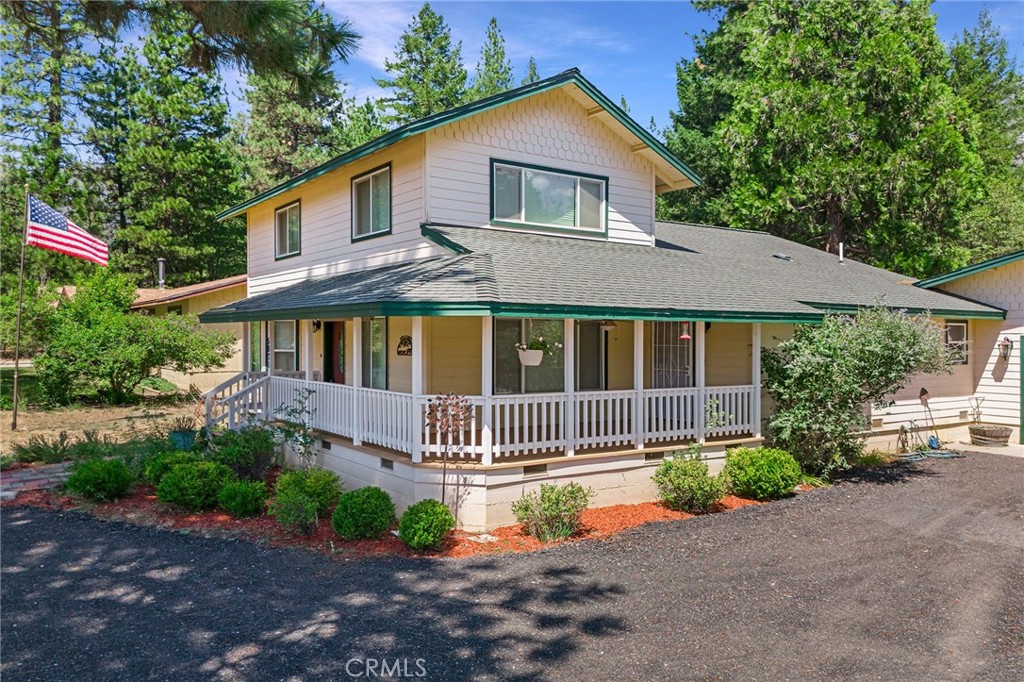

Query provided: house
[891,251,1020,445]
[200,69,1006,530]
[131,274,249,392]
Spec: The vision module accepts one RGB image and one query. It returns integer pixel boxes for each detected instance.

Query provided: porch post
[633,320,644,449]
[410,316,424,463]
[241,322,251,376]
[751,323,762,438]
[352,317,363,446]
[564,318,576,456]
[695,320,707,444]
[481,316,494,465]
[303,320,314,381]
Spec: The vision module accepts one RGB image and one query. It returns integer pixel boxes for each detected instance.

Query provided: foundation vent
[523,463,547,477]
[320,440,332,450]
[645,452,665,462]
[380,458,394,470]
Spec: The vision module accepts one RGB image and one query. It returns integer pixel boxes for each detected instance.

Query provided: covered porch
[207,315,763,465]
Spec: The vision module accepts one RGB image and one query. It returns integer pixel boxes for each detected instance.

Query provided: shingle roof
[200,223,1004,323]
[914,250,1024,289]
[131,275,248,309]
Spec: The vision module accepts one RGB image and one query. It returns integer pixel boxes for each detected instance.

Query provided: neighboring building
[132,275,248,392]
[200,70,1006,530]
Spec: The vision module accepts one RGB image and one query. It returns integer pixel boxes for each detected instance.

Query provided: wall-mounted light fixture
[311,319,322,333]
[998,336,1014,361]
[599,320,617,332]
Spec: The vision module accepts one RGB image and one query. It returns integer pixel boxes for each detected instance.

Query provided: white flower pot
[518,349,544,366]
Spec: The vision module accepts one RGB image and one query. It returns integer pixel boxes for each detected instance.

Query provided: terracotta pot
[968,424,1012,447]
[518,349,544,366]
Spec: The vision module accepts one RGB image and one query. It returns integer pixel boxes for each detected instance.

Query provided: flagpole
[10,185,29,430]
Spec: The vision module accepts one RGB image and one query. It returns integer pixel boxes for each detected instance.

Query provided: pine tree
[375,3,468,124]
[521,57,540,85]
[467,18,513,100]
[98,12,245,286]
[340,99,390,149]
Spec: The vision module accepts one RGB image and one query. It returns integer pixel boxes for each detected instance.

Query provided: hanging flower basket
[518,349,544,366]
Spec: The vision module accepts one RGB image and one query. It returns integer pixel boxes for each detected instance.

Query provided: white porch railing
[217,375,758,463]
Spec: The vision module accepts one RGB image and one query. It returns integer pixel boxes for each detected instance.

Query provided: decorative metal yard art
[424,393,475,506]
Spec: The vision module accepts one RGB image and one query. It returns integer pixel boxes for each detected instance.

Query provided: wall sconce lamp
[998,336,1013,361]
[599,320,617,332]
[311,319,322,333]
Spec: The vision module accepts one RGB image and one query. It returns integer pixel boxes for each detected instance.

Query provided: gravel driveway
[2,453,1022,682]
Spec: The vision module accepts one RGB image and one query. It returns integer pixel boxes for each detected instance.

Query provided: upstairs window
[353,165,391,240]
[945,320,969,365]
[492,161,606,233]
[275,202,301,258]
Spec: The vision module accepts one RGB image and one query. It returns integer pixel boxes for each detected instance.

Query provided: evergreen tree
[662,0,984,278]
[467,18,513,100]
[340,99,390,149]
[949,10,1024,262]
[521,57,540,85]
[375,3,468,124]
[96,11,245,286]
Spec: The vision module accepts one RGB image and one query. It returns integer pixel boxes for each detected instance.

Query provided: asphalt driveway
[2,453,1022,682]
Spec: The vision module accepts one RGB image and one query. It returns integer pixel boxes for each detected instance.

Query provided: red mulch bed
[3,483,772,560]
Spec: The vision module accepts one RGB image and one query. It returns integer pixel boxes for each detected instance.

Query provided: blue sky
[298,0,1024,135]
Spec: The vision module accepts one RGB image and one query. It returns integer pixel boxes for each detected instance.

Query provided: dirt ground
[0,401,197,454]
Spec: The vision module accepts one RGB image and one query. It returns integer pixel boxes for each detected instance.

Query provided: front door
[324,321,346,384]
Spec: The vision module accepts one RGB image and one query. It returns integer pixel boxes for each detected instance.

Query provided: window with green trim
[272,321,298,372]
[362,317,387,389]
[275,202,301,258]
[492,161,605,232]
[353,166,391,239]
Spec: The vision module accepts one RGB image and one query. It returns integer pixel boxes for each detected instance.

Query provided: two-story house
[201,70,1007,530]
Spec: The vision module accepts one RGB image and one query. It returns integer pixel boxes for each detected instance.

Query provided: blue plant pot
[169,430,197,451]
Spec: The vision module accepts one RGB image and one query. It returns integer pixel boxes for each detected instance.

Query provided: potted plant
[515,336,563,366]
[168,414,199,451]
[967,398,1012,447]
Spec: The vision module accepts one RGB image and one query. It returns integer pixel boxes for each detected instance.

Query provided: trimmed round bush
[208,427,278,480]
[332,487,396,539]
[156,461,236,511]
[723,447,802,500]
[398,499,455,550]
[65,459,135,502]
[144,451,201,486]
[652,457,725,513]
[273,468,341,515]
[271,487,319,535]
[218,480,268,518]
[511,482,593,541]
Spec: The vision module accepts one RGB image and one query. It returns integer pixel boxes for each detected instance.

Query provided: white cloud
[324,0,419,72]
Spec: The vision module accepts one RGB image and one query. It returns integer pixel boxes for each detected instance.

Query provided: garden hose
[899,450,965,462]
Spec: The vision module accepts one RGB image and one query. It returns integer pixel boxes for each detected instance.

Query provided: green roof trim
[914,250,1024,289]
[214,68,700,221]
[802,302,1005,320]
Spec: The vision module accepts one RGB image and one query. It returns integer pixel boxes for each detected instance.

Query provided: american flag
[27,195,108,266]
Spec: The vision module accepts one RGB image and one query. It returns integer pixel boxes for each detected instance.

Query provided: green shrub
[144,451,202,486]
[723,447,802,500]
[652,457,725,513]
[398,499,455,550]
[218,480,268,518]
[156,461,236,510]
[208,426,278,479]
[332,487,396,539]
[10,430,114,465]
[511,482,593,542]
[65,459,136,502]
[271,487,319,535]
[273,468,341,515]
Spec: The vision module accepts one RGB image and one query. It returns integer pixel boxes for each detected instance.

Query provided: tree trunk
[824,193,844,255]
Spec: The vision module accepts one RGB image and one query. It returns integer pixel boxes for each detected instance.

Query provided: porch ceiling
[200,222,1005,324]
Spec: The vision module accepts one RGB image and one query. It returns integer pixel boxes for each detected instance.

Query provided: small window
[275,202,301,258]
[491,161,606,232]
[353,166,391,239]
[166,304,183,316]
[945,321,969,365]
[272,321,298,372]
[362,317,387,389]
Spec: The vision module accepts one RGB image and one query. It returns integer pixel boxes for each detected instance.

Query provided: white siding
[938,260,1022,429]
[425,88,657,245]
[246,136,441,296]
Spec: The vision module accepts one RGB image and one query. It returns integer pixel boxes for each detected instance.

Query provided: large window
[353,165,391,240]
[494,318,565,394]
[945,320,969,365]
[272,321,298,372]
[275,202,301,258]
[362,317,387,389]
[492,161,606,233]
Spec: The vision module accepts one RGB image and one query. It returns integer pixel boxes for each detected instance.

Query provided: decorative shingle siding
[426,89,656,245]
